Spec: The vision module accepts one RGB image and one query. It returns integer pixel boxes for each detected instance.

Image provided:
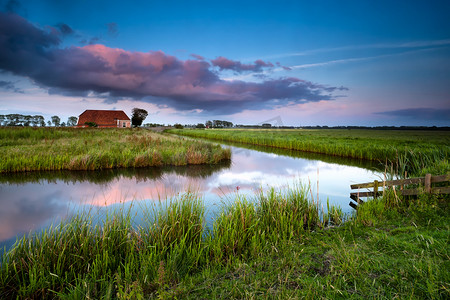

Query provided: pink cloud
[211,56,274,73]
[0,12,346,114]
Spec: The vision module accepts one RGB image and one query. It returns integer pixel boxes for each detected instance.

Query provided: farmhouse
[77,110,131,128]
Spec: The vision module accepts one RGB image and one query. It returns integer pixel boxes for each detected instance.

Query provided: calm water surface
[0,141,384,251]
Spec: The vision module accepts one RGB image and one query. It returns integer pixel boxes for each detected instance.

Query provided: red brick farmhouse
[77,110,131,128]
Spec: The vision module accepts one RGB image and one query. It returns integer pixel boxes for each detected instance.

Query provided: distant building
[77,110,131,128]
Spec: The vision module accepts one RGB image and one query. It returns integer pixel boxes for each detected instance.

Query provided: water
[0,140,383,252]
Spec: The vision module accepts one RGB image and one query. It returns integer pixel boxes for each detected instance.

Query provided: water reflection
[0,142,383,251]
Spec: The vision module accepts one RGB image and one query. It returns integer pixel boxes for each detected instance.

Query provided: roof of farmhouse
[77,110,130,126]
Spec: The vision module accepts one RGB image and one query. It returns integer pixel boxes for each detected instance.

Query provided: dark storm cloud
[0,12,346,114]
[3,0,21,13]
[0,80,23,93]
[375,108,450,121]
[55,23,74,36]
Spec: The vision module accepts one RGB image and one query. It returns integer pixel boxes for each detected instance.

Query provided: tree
[131,108,148,127]
[23,115,32,126]
[47,121,51,126]
[196,123,205,128]
[84,122,98,127]
[38,116,46,127]
[51,115,61,127]
[67,116,78,127]
[205,120,212,128]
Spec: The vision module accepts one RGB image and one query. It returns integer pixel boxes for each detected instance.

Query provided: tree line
[0,114,78,127]
[205,120,233,128]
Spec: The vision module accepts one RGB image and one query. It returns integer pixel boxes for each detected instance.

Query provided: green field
[0,127,231,173]
[168,128,450,176]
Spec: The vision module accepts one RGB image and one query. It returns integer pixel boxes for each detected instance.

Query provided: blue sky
[0,0,449,126]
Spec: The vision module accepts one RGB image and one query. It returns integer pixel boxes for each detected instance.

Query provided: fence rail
[349,174,450,210]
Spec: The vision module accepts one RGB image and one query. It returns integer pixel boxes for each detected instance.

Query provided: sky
[0,0,449,126]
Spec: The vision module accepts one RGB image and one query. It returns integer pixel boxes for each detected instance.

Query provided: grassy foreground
[168,128,449,175]
[0,127,231,173]
[1,184,448,299]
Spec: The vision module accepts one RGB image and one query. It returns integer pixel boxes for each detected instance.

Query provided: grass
[0,127,231,173]
[1,180,448,299]
[168,128,450,176]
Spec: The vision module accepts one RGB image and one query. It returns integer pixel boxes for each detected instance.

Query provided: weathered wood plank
[349,201,358,210]
[431,174,450,183]
[350,191,376,198]
[350,194,366,203]
[430,186,450,194]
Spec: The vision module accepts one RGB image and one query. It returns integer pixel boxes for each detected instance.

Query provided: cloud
[0,80,23,93]
[211,56,274,73]
[375,108,450,121]
[0,12,345,114]
[190,53,204,60]
[264,39,450,60]
[3,0,21,13]
[55,23,74,36]
[106,22,118,37]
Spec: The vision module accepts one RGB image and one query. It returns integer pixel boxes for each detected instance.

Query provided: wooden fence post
[373,180,379,199]
[425,173,431,193]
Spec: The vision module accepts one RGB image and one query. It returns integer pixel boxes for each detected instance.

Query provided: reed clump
[0,127,231,173]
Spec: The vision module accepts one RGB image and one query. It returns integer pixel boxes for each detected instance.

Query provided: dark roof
[77,110,130,126]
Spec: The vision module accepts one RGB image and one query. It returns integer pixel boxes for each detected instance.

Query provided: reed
[0,127,231,173]
[1,182,448,298]
[0,184,330,298]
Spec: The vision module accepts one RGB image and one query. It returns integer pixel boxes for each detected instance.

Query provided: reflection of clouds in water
[0,184,67,241]
[0,142,383,245]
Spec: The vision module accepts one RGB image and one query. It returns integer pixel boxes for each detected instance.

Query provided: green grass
[0,127,231,172]
[168,128,450,176]
[1,183,448,299]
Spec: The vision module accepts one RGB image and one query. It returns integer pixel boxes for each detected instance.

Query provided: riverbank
[1,182,448,298]
[0,127,231,172]
[168,128,450,176]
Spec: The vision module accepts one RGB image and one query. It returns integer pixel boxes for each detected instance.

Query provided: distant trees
[131,108,148,127]
[0,114,46,126]
[174,123,183,129]
[205,120,233,128]
[196,123,206,128]
[51,116,61,127]
[67,116,78,126]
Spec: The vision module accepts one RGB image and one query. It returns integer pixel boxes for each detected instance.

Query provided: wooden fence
[349,174,450,210]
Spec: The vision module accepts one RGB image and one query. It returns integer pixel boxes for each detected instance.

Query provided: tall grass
[168,128,449,176]
[1,181,448,298]
[0,184,329,298]
[0,127,231,173]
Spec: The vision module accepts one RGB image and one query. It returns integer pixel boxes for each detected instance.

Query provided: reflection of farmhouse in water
[77,110,131,128]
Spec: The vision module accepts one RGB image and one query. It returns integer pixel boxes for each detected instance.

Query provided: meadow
[0,127,231,173]
[168,128,450,176]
